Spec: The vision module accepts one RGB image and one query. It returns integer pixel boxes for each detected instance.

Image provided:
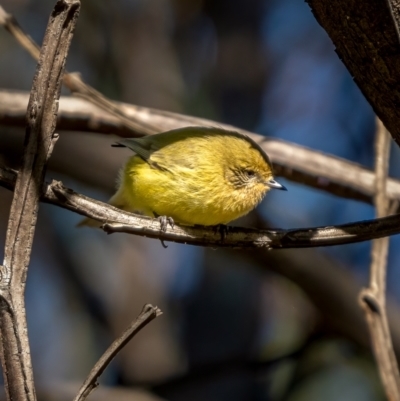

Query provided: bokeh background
[1,0,399,400]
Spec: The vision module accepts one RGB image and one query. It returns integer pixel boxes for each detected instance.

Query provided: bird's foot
[154,214,174,248]
[154,213,175,249]
[213,224,229,242]
[156,215,175,232]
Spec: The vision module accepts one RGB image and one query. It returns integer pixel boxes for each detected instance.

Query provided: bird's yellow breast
[117,153,267,226]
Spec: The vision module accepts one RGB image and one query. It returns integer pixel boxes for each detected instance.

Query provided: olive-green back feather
[115,126,272,168]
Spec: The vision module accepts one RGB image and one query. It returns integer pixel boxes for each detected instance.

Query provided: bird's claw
[213,224,229,242]
[156,215,175,232]
[220,224,229,242]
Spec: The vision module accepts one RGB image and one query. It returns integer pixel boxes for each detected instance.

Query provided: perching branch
[3,91,400,206]
[360,119,400,400]
[74,304,162,401]
[0,166,399,249]
[0,2,80,401]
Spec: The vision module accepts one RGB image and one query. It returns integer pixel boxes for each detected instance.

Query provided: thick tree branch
[0,2,80,401]
[360,119,400,400]
[3,91,400,206]
[74,304,162,401]
[305,0,400,147]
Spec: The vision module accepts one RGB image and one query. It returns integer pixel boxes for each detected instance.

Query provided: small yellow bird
[79,126,286,228]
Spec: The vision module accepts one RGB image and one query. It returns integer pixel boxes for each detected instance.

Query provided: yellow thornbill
[78,126,286,228]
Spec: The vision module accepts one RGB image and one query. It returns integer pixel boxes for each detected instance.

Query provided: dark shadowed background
[0,0,398,400]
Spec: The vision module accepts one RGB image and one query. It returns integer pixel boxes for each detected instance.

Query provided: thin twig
[4,91,400,206]
[0,6,156,134]
[73,304,162,401]
[63,73,159,134]
[360,118,400,401]
[0,7,40,60]
[0,2,80,401]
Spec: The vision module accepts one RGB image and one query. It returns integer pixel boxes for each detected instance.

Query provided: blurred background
[0,0,399,400]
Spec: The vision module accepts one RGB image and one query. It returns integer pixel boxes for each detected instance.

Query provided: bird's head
[224,137,286,195]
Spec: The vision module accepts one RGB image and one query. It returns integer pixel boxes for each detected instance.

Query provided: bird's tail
[77,189,128,228]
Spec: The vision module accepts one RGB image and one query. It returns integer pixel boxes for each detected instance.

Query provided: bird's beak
[266,179,287,191]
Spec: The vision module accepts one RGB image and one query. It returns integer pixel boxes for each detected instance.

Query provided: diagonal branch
[360,119,400,400]
[0,5,156,135]
[73,304,162,401]
[0,6,40,61]
[0,1,80,401]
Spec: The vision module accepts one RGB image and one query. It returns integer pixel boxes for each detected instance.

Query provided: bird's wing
[114,127,216,170]
[115,127,202,159]
[113,126,266,171]
[115,137,160,161]
[116,136,177,171]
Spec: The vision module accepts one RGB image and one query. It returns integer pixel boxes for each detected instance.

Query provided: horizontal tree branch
[2,90,400,206]
[0,165,399,249]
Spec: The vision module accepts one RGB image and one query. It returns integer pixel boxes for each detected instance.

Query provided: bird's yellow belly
[121,158,264,226]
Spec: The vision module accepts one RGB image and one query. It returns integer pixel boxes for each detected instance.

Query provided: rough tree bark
[306,0,400,146]
[0,1,80,400]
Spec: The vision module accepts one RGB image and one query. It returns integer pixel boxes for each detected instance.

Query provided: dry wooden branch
[0,6,40,60]
[3,91,400,206]
[74,304,162,401]
[360,119,400,400]
[0,166,399,249]
[305,0,400,147]
[0,1,80,401]
[0,5,156,135]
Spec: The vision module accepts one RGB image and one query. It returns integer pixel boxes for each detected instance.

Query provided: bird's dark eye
[245,170,255,177]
